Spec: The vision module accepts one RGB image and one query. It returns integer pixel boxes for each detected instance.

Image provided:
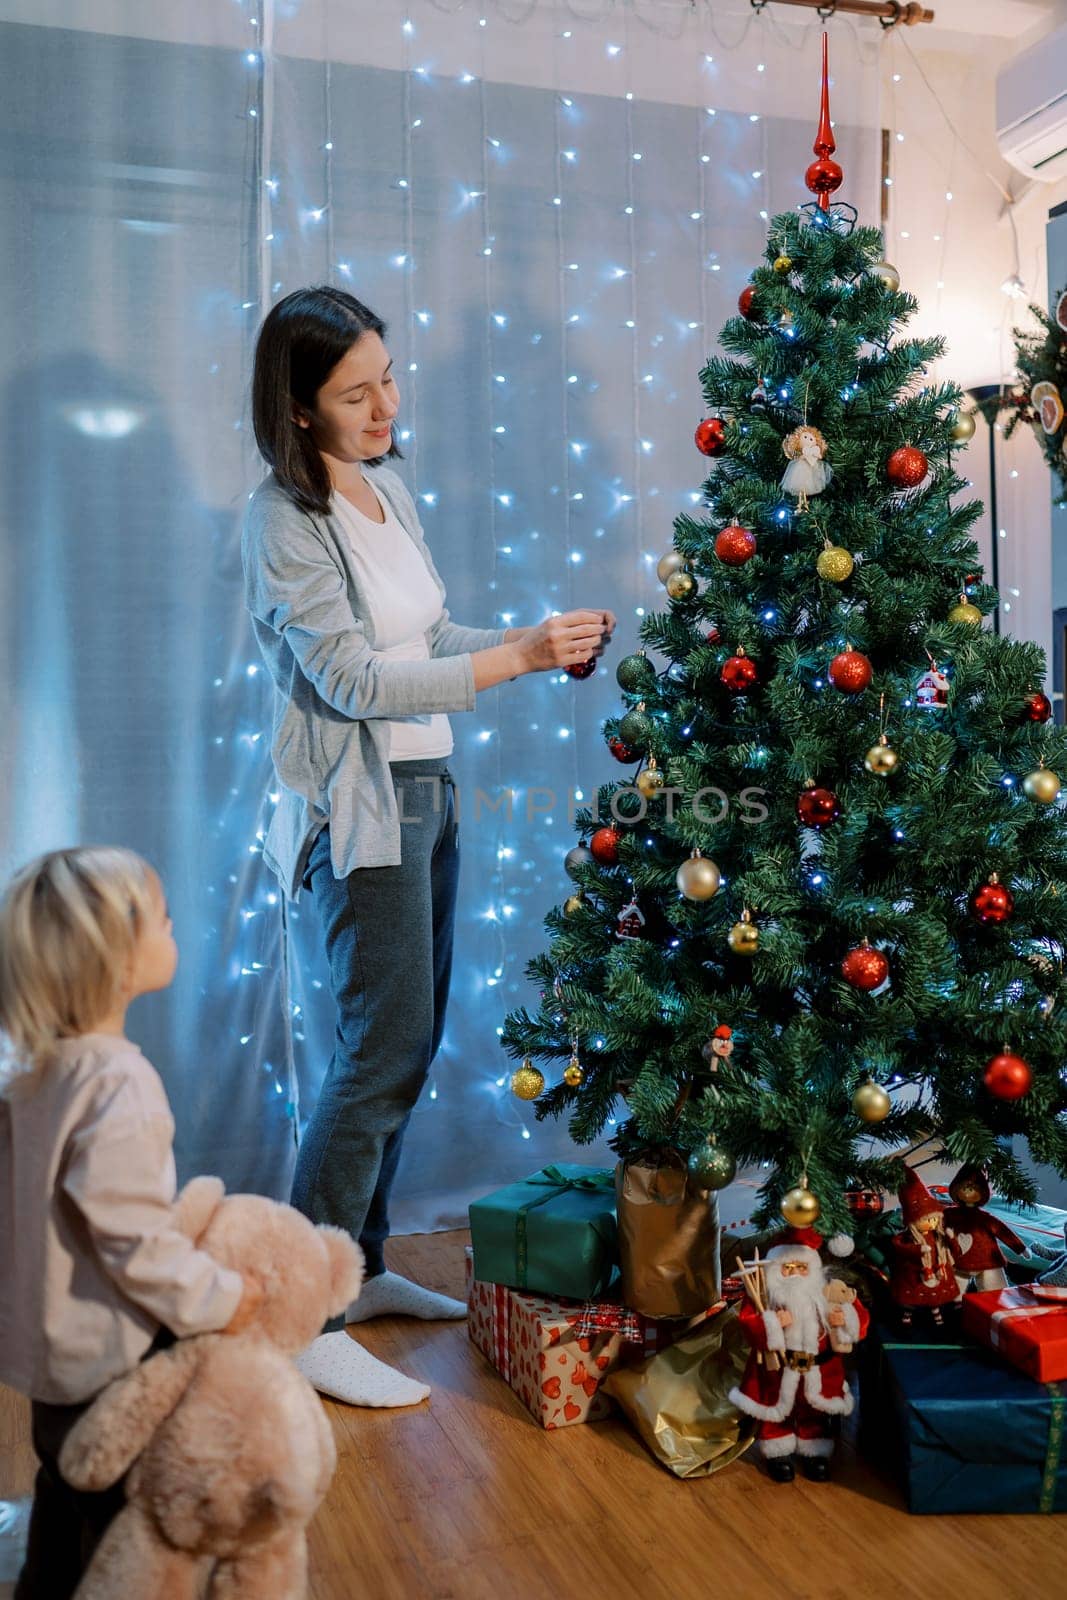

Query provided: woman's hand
[513,609,616,674]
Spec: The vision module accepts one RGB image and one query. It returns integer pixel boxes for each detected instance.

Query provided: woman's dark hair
[251,285,402,514]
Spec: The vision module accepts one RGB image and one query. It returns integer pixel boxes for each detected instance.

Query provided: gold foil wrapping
[603,1305,755,1478]
[615,1159,722,1317]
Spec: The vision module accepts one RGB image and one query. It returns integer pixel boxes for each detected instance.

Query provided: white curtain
[0,0,882,1229]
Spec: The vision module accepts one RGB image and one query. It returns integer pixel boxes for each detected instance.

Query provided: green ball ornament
[687,1141,737,1191]
[616,652,656,693]
[618,705,653,750]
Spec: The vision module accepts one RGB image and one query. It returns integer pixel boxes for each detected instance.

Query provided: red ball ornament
[886,445,928,488]
[1023,691,1053,724]
[565,657,597,680]
[805,155,843,199]
[738,284,757,320]
[969,876,1014,926]
[844,1188,884,1217]
[721,651,759,694]
[796,785,841,829]
[828,649,873,695]
[695,417,727,457]
[983,1051,1032,1101]
[589,826,622,865]
[714,524,757,566]
[609,735,638,764]
[841,942,889,992]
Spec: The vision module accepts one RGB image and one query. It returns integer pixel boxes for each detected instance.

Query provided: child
[0,847,262,1600]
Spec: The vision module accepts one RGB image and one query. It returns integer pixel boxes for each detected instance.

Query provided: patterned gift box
[961,1287,1067,1384]
[465,1248,710,1430]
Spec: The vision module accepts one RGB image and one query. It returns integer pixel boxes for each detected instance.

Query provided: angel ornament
[781,425,832,512]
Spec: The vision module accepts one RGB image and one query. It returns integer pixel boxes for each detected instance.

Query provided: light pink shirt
[0,1033,243,1404]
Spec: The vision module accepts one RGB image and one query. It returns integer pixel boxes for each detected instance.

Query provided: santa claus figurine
[889,1168,960,1328]
[944,1163,1031,1294]
[729,1226,868,1483]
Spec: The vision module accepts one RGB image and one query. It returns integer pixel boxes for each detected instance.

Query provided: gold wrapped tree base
[603,1307,755,1478]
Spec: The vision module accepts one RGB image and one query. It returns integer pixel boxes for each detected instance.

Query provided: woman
[242,286,615,1407]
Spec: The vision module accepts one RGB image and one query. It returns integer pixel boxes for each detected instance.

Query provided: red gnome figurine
[944,1164,1032,1294]
[889,1168,960,1329]
[729,1227,868,1484]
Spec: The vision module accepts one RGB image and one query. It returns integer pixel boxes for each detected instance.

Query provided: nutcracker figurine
[729,1227,868,1483]
[888,1168,960,1328]
[944,1164,1031,1294]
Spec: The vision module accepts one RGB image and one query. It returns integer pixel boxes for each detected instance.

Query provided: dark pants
[15,1329,174,1600]
[290,757,460,1328]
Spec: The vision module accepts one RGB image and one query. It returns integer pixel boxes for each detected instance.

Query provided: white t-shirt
[330,482,454,761]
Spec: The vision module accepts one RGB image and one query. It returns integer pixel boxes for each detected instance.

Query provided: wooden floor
[1,1229,1060,1600]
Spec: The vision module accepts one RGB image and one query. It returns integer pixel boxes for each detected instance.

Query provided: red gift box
[465,1248,717,1429]
[961,1286,1067,1383]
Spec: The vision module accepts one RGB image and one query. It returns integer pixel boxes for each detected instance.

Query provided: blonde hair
[0,846,157,1080]
[782,425,827,461]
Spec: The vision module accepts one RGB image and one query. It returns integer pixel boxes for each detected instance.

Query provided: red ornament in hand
[609,735,638,763]
[983,1052,1032,1101]
[886,446,928,488]
[721,651,759,694]
[1023,691,1053,723]
[738,284,757,320]
[695,417,727,457]
[714,524,757,566]
[589,826,622,865]
[796,786,841,828]
[565,658,597,680]
[969,876,1014,925]
[841,942,889,991]
[828,649,872,694]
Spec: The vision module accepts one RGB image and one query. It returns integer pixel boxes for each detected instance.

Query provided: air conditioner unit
[997,21,1067,182]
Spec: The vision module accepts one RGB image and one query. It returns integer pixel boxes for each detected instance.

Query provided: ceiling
[923,0,1061,39]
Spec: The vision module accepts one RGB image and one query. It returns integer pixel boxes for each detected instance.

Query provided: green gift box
[468,1164,618,1301]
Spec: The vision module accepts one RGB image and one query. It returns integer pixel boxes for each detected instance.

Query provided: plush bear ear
[174,1175,227,1241]
[318,1225,364,1318]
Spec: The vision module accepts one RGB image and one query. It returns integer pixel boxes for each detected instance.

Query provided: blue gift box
[468,1163,618,1301]
[860,1328,1067,1515]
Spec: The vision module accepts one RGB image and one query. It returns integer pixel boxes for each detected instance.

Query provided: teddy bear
[58,1176,363,1600]
[824,1278,859,1354]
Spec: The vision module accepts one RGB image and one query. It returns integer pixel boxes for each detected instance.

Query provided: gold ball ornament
[773,254,793,274]
[780,1185,821,1227]
[950,409,977,443]
[676,849,721,901]
[852,1080,892,1123]
[869,259,900,292]
[816,545,854,583]
[666,569,696,600]
[510,1058,545,1101]
[563,893,585,917]
[563,1055,584,1088]
[864,735,899,776]
[948,600,982,626]
[728,911,759,956]
[657,550,686,585]
[636,760,665,800]
[1023,766,1062,804]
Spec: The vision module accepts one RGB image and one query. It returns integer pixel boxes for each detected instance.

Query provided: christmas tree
[501,38,1067,1244]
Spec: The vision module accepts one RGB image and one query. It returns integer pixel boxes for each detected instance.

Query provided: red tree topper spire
[805,33,843,212]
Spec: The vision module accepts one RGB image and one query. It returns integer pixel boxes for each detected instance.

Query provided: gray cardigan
[241,465,510,898]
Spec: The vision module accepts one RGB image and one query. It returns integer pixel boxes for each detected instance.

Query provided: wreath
[1005,288,1067,506]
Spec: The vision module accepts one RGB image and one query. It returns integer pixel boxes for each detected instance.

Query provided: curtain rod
[748,1,934,24]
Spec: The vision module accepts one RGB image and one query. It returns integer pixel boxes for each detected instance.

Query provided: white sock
[294,1331,430,1408]
[345,1269,468,1324]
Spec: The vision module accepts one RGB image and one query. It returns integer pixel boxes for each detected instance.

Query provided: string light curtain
[0,0,880,1229]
